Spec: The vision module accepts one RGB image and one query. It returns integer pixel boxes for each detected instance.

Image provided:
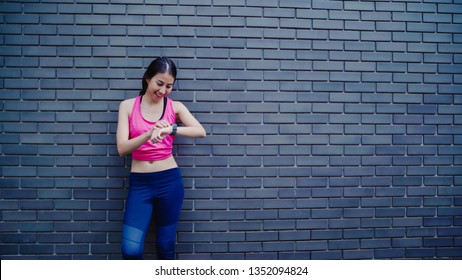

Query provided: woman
[116,57,206,259]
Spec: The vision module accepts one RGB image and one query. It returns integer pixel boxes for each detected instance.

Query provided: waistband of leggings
[129,167,180,178]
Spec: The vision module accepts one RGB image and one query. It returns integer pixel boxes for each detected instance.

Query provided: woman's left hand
[155,120,170,129]
[150,125,173,144]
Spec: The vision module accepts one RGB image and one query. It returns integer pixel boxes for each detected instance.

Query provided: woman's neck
[142,93,163,106]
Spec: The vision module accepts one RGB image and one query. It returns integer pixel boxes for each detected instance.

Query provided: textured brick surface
[1,0,461,260]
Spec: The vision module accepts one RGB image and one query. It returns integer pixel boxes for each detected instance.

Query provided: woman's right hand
[149,127,161,144]
[149,127,172,144]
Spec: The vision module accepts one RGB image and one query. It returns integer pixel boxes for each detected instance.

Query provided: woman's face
[146,72,175,100]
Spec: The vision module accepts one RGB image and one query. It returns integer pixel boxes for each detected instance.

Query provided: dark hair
[140,57,177,95]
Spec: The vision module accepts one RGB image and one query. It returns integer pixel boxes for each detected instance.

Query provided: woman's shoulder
[120,97,137,109]
[171,100,187,114]
[119,97,138,117]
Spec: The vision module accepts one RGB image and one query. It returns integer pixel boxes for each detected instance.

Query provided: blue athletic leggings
[121,168,184,260]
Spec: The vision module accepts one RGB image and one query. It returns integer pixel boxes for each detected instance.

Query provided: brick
[213,17,245,27]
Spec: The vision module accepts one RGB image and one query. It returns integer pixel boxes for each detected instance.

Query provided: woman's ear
[144,73,151,83]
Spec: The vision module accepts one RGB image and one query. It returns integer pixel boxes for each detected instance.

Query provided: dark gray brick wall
[1,0,461,260]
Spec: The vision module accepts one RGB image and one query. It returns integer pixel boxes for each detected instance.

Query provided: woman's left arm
[174,101,206,138]
[150,101,206,142]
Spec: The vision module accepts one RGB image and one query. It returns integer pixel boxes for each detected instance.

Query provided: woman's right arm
[116,100,153,156]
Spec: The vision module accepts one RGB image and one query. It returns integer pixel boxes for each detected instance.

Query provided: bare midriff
[131,155,178,173]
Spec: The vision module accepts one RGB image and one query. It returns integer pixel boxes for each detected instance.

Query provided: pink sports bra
[129,95,176,161]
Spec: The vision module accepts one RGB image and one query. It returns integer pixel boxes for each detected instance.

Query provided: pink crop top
[129,95,176,161]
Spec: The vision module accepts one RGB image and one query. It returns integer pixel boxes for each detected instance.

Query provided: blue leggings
[121,168,184,260]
